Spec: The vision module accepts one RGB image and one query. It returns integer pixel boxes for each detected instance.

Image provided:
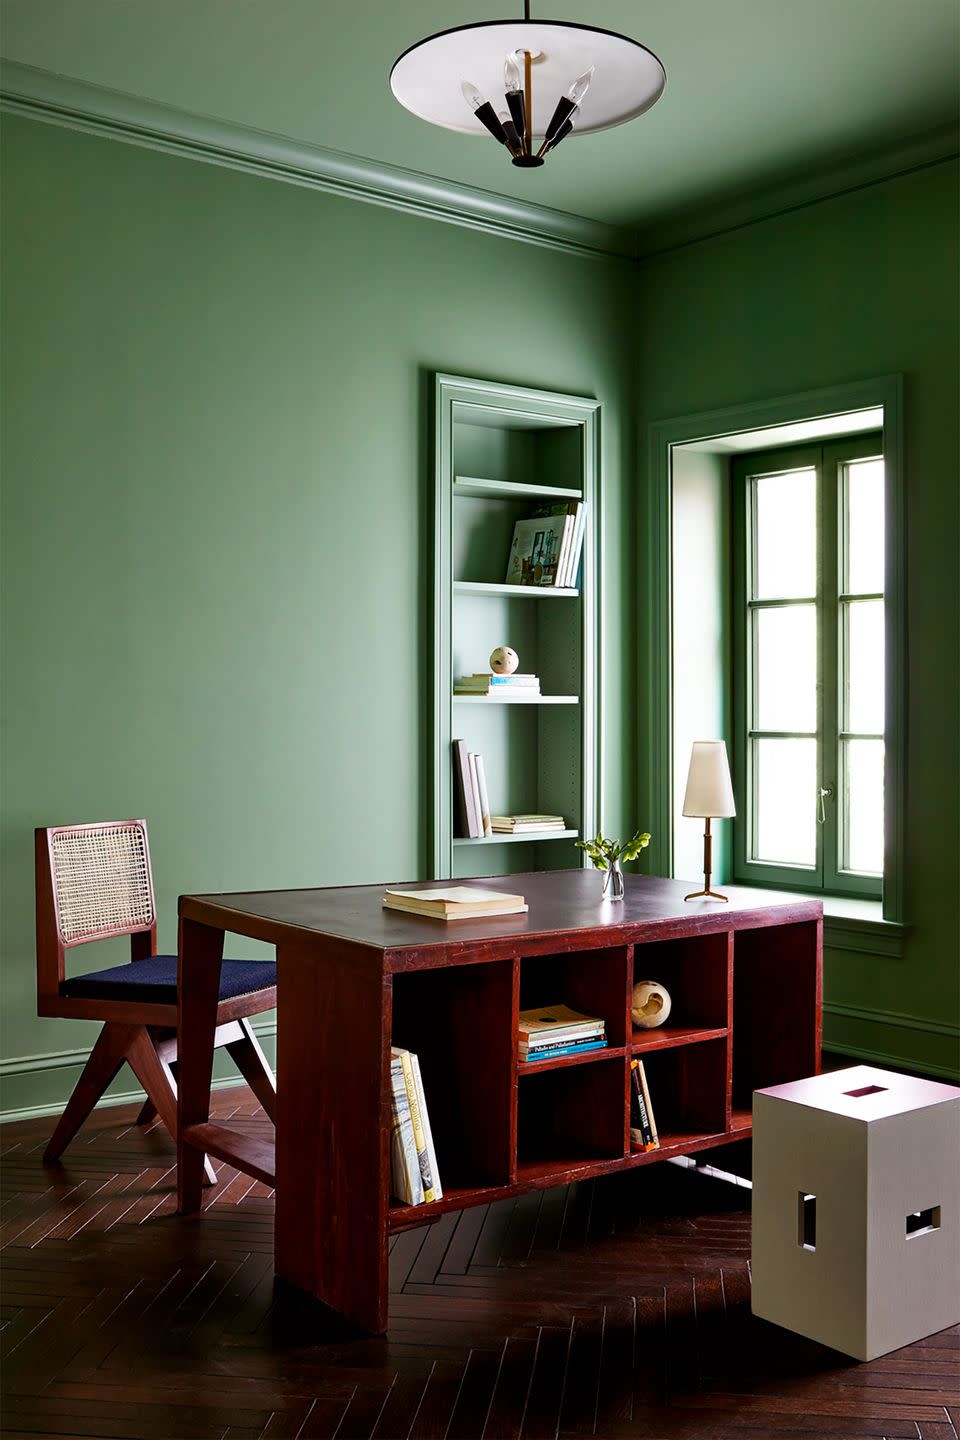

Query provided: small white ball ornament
[631,980,672,1029]
[490,646,519,675]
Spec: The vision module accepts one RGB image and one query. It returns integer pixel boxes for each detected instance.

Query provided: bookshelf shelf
[518,1044,626,1076]
[630,1024,729,1053]
[453,693,579,705]
[454,581,580,598]
[454,475,583,502]
[453,828,579,846]
[434,374,599,879]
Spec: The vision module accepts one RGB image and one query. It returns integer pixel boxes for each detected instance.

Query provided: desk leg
[275,937,389,1333]
[177,917,224,1213]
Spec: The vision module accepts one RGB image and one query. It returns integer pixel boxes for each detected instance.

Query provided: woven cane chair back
[48,821,155,946]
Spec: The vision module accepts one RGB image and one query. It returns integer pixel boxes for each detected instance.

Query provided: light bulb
[504,53,521,94]
[566,66,595,106]
[460,80,485,113]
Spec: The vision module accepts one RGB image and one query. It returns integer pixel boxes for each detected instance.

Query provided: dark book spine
[630,1060,653,1147]
[452,739,480,837]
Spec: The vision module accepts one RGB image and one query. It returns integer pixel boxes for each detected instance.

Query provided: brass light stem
[684,817,730,902]
[524,49,532,155]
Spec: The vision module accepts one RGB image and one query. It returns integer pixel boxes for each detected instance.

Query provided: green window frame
[732,433,884,898]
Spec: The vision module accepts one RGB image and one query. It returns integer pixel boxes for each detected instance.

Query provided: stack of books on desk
[491,814,566,834]
[519,1004,607,1063]
[454,672,541,697]
[384,885,528,921]
[389,1047,443,1206]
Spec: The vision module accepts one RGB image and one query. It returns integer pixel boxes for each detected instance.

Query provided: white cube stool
[752,1064,960,1361]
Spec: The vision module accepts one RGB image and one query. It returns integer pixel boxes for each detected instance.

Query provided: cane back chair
[36,819,276,1176]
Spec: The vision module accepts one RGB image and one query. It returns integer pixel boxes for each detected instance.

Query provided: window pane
[846,599,884,733]
[845,738,884,874]
[755,738,817,867]
[755,604,817,732]
[846,458,884,594]
[754,469,816,600]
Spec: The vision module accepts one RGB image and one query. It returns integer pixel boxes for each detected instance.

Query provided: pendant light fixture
[390,2,665,169]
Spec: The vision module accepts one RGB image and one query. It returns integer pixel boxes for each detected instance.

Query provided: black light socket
[539,115,575,158]
[505,89,527,142]
[502,117,522,154]
[545,94,577,143]
[474,101,509,146]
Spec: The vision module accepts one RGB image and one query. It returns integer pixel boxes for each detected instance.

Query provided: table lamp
[682,740,736,902]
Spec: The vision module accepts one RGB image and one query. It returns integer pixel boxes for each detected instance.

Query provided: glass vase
[602,859,625,901]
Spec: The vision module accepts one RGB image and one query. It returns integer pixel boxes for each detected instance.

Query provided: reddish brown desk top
[182,871,821,965]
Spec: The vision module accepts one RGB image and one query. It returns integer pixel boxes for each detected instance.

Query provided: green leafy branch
[575,828,652,870]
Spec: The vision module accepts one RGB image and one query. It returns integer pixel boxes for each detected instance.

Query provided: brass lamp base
[684,817,728,903]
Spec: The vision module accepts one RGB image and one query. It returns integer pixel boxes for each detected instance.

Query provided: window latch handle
[817,785,832,824]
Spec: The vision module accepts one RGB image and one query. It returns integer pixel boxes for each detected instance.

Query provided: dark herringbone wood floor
[2,1087,957,1440]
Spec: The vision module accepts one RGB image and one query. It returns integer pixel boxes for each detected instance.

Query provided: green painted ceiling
[3,0,958,227]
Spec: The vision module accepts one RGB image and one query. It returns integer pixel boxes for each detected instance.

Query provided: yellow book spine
[400,1050,436,1202]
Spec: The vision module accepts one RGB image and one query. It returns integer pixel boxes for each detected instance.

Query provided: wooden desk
[177,871,822,1333]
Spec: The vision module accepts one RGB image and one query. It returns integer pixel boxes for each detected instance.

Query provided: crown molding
[635,122,960,257]
[0,60,635,263]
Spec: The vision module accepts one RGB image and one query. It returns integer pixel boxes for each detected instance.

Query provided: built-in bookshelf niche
[434,374,600,879]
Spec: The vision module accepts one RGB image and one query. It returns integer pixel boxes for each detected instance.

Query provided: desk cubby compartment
[630,930,730,1044]
[517,1055,627,1177]
[731,920,821,1121]
[520,946,630,1053]
[638,1039,729,1148]
[390,960,514,1191]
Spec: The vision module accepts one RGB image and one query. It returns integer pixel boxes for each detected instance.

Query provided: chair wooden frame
[36,820,276,1179]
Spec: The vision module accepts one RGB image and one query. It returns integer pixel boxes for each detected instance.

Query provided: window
[732,435,884,898]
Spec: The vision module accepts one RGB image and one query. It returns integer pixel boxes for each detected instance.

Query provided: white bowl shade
[682,740,736,819]
[390,22,665,138]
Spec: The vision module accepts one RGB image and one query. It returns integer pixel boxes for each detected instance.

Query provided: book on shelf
[452,739,482,838]
[474,754,492,838]
[630,1059,660,1151]
[454,674,541,696]
[390,1047,443,1205]
[504,514,567,587]
[504,502,587,589]
[491,814,566,833]
[384,885,528,920]
[518,1003,606,1062]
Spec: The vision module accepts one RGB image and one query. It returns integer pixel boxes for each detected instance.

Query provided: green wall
[636,159,960,1077]
[0,114,635,1116]
[3,114,957,1119]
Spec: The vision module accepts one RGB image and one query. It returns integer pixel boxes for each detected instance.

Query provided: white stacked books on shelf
[504,502,587,589]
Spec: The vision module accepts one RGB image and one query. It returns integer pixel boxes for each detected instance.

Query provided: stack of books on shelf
[630,1058,660,1152]
[389,1047,443,1206]
[491,814,566,834]
[519,1003,606,1064]
[452,738,492,836]
[505,501,587,589]
[384,885,527,921]
[454,672,541,698]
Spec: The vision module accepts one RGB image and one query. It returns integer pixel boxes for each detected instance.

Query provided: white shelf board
[453,694,579,705]
[454,475,582,502]
[453,828,579,846]
[454,581,579,599]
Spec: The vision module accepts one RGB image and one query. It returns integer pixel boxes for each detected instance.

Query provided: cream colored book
[385,895,528,921]
[384,885,525,917]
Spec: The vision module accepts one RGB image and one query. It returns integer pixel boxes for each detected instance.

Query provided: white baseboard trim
[0,1071,263,1126]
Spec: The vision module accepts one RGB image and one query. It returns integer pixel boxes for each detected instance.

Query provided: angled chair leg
[225,1018,277,1122]
[124,1029,217,1185]
[44,1023,135,1164]
[135,1097,158,1126]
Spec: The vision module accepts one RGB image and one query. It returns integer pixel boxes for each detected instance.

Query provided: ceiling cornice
[0,60,636,263]
[635,122,959,257]
[2,60,956,266]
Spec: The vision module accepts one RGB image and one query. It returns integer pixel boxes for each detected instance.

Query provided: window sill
[822,897,907,958]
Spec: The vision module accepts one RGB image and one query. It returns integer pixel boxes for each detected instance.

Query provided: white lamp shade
[682,741,736,819]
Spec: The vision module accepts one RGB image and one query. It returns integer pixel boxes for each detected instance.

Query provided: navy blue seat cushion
[60,955,276,1004]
